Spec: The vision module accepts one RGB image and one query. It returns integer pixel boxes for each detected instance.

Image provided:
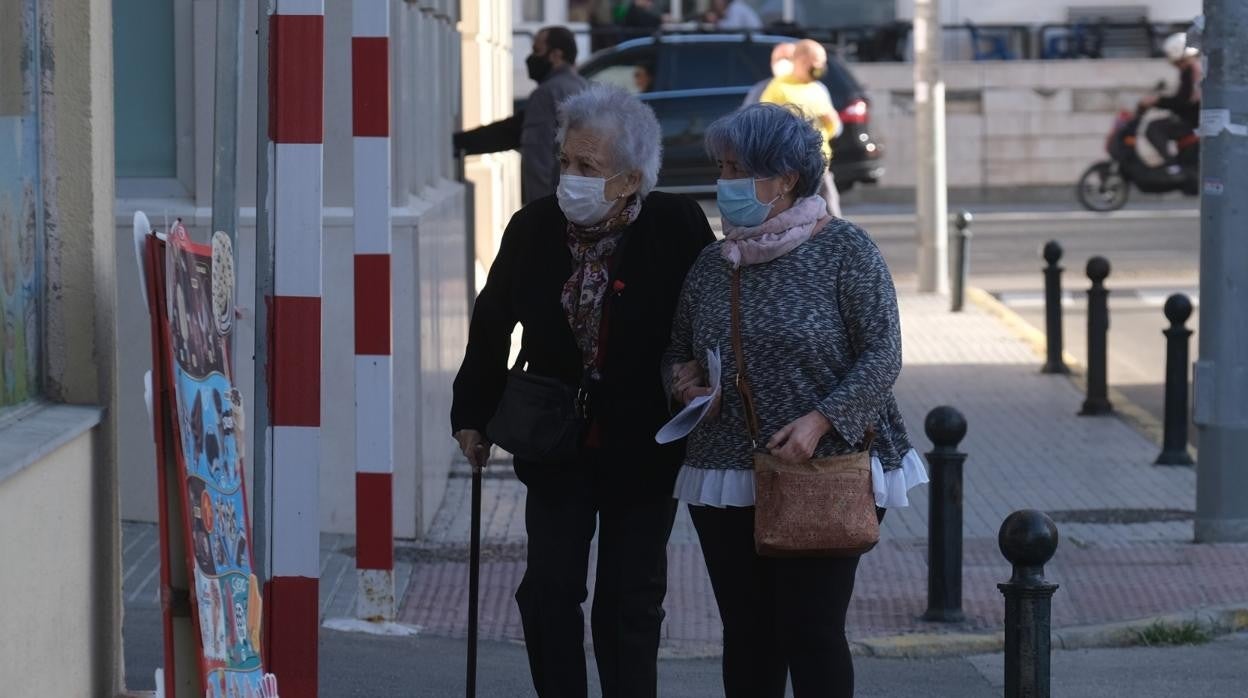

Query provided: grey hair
[556,83,663,197]
[704,103,828,198]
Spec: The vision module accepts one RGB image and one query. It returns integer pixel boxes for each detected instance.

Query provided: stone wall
[856,59,1175,191]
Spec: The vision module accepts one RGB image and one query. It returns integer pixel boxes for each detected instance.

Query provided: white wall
[115,0,473,538]
[462,0,523,278]
[894,0,1201,24]
[0,431,99,698]
[851,59,1174,189]
[1,437,99,686]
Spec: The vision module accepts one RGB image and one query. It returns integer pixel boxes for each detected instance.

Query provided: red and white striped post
[351,0,395,621]
[265,0,323,694]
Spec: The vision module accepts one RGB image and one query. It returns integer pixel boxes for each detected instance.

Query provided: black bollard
[924,406,968,622]
[1041,242,1070,374]
[998,510,1060,698]
[1156,294,1195,466]
[951,211,973,313]
[1080,256,1113,415]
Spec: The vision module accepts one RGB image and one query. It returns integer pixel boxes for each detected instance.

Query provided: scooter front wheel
[1077,161,1130,212]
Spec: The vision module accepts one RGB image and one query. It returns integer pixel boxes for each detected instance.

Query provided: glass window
[521,0,543,22]
[581,47,660,95]
[666,43,769,90]
[794,0,894,28]
[0,0,43,408]
[113,0,177,178]
[568,0,591,22]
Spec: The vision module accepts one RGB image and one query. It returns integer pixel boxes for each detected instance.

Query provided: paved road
[123,607,1248,697]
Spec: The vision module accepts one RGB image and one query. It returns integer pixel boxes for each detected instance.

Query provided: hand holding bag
[731,267,880,557]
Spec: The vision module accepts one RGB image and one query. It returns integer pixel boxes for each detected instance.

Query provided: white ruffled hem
[871,449,930,508]
[674,449,930,509]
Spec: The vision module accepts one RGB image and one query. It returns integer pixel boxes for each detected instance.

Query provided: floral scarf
[561,195,642,372]
[721,195,828,268]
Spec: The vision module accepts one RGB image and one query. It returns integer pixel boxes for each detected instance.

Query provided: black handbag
[486,230,629,463]
[486,359,586,464]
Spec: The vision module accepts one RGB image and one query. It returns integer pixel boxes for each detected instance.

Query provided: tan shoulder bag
[731,267,880,557]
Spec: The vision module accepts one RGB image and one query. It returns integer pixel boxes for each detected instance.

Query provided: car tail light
[839,99,868,124]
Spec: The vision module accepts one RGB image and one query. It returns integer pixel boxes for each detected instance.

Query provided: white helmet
[1163,32,1198,62]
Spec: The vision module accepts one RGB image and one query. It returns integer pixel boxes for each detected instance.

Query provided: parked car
[522,33,885,193]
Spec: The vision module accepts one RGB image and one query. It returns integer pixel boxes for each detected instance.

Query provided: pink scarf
[721,195,827,268]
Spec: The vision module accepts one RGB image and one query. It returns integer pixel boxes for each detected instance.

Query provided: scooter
[1076,100,1199,212]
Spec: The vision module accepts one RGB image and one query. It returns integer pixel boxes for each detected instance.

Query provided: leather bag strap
[731,265,878,453]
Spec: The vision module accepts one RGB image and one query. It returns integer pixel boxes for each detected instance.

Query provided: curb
[848,208,1198,228]
[322,617,422,637]
[963,287,1197,461]
[849,604,1248,659]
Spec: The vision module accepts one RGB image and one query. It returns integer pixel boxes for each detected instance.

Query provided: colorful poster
[161,222,268,696]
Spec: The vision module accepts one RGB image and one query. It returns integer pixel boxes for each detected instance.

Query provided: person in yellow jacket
[760,39,842,217]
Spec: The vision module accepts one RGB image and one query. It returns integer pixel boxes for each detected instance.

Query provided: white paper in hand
[656,347,721,444]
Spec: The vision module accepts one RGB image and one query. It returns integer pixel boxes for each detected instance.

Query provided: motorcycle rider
[1140,33,1201,174]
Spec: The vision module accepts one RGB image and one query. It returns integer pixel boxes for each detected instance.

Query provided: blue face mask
[716,177,781,228]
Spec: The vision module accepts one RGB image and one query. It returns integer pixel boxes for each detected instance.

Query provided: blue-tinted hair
[704,103,828,198]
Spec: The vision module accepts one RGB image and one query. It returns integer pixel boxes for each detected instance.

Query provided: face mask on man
[716,177,782,228]
[526,52,553,83]
[558,172,624,226]
[772,58,794,79]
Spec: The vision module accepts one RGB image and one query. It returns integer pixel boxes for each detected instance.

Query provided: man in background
[452,26,587,205]
[759,39,843,217]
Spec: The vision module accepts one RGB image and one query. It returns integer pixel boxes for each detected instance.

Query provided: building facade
[114,0,513,541]
[0,0,122,694]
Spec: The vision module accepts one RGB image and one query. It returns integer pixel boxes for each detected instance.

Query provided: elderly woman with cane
[663,103,928,698]
[451,83,714,697]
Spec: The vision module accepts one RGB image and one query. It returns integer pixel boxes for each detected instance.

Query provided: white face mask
[772,58,794,79]
[557,172,624,225]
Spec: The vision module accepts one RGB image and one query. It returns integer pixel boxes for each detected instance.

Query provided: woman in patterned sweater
[662,103,928,698]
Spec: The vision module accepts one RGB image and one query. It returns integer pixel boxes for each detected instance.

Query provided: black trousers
[515,469,677,698]
[1145,114,1194,164]
[689,504,862,698]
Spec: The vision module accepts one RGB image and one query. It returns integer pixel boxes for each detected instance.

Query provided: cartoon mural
[0,0,42,409]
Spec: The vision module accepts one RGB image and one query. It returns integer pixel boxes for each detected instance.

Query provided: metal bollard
[951,211,973,313]
[923,406,967,622]
[1041,242,1070,374]
[998,510,1060,698]
[1079,256,1113,415]
[1156,294,1195,466]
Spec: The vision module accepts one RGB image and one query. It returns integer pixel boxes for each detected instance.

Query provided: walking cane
[466,445,486,698]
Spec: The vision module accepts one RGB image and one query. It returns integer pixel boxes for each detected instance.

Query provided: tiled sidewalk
[388,290,1248,650]
[122,289,1248,656]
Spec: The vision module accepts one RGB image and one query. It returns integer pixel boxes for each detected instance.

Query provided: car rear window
[664,42,770,90]
[581,45,660,94]
[821,56,861,108]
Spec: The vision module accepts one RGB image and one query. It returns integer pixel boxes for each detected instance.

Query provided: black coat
[451,192,715,495]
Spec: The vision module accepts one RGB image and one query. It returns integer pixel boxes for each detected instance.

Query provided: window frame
[114,0,195,199]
